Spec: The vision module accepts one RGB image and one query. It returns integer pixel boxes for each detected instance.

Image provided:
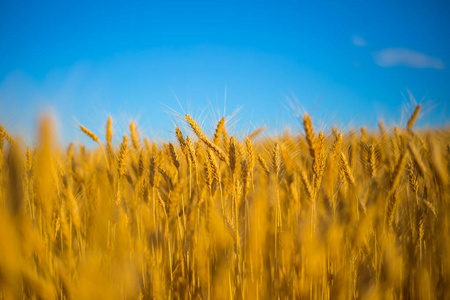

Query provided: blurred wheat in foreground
[0,108,449,299]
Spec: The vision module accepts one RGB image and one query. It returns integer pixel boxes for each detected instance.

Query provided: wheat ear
[130,122,140,150]
[80,124,109,169]
[303,113,316,159]
[117,135,128,178]
[407,104,421,132]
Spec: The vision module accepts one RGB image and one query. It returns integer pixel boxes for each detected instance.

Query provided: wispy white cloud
[352,35,367,46]
[374,48,445,69]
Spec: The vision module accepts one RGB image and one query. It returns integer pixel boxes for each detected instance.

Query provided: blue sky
[1,0,449,145]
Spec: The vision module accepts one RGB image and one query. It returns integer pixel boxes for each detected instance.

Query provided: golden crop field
[0,107,449,299]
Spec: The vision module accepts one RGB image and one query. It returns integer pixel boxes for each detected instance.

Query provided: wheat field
[0,107,449,299]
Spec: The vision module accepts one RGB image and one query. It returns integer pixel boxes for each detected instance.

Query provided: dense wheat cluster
[0,107,449,299]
